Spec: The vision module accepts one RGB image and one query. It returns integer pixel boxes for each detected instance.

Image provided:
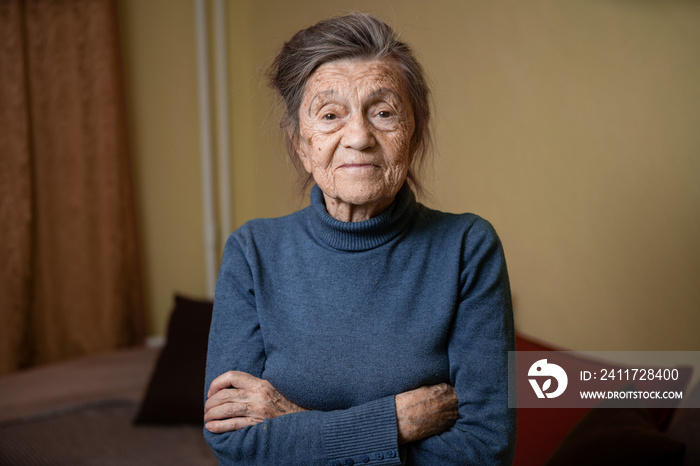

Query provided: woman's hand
[395,383,459,444]
[204,371,457,442]
[204,371,307,433]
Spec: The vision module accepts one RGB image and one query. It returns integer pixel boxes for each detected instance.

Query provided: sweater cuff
[322,396,401,465]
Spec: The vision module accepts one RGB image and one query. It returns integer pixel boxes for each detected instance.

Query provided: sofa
[0,295,696,465]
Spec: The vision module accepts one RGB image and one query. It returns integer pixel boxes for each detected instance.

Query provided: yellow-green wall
[118,0,205,336]
[118,0,700,350]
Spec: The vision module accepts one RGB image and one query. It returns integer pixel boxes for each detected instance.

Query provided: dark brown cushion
[134,295,213,424]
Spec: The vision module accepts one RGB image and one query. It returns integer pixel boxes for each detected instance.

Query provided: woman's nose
[341,114,376,151]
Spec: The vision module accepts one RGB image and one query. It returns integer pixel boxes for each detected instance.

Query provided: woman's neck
[322,194,394,222]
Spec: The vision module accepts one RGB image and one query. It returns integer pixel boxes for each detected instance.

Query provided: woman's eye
[377,111,392,118]
[323,113,337,121]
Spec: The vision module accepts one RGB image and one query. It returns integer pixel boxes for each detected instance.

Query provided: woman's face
[296,59,415,221]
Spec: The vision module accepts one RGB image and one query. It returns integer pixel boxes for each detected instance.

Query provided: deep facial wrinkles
[296,59,415,222]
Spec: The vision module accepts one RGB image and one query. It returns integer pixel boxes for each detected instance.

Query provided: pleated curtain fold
[0,0,144,375]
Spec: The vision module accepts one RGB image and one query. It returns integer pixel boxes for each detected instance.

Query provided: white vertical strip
[213,0,231,242]
[194,0,217,298]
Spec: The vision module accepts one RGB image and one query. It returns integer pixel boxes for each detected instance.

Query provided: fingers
[433,383,458,407]
[204,371,307,434]
[430,383,459,419]
[204,387,245,413]
[204,401,251,424]
[395,383,460,444]
[203,388,265,433]
[205,416,258,433]
[207,370,261,398]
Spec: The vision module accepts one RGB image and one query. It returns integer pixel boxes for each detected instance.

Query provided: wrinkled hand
[395,383,459,444]
[204,371,307,433]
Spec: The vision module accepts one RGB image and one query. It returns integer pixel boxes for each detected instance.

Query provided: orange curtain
[0,0,144,375]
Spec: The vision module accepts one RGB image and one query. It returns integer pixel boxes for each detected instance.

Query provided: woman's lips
[338,163,377,170]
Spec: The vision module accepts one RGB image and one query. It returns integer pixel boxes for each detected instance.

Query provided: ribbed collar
[308,184,416,252]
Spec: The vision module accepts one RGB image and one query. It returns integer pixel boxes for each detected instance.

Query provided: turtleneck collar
[308,183,416,252]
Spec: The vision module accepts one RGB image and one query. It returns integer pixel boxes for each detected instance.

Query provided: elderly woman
[203,12,515,465]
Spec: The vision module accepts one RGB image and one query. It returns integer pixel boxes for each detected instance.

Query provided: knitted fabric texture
[204,184,516,465]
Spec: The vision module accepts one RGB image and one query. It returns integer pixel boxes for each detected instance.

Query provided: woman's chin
[331,185,392,208]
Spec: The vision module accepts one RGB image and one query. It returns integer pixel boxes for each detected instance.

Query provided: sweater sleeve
[204,231,402,466]
[401,217,517,465]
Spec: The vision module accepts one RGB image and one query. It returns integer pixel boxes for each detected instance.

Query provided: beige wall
[118,0,700,350]
[118,0,205,336]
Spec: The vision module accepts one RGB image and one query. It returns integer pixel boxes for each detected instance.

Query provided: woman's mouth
[338,163,377,170]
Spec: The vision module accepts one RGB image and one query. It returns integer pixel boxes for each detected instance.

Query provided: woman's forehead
[304,59,406,100]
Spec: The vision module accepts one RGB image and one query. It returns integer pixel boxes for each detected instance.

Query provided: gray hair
[268,12,432,193]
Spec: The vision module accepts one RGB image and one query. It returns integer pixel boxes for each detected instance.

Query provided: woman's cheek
[312,133,340,160]
[387,133,413,164]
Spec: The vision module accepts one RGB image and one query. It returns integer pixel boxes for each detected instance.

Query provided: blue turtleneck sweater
[204,184,516,465]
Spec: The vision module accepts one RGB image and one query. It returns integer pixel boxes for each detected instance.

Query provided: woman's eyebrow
[366,87,402,103]
[308,90,338,115]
